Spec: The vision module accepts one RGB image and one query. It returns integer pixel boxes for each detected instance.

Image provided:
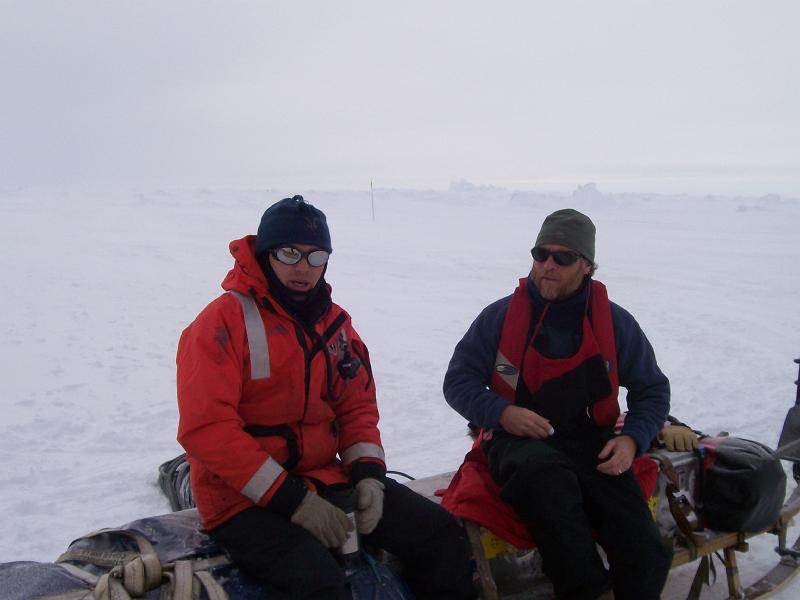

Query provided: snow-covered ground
[1,185,798,598]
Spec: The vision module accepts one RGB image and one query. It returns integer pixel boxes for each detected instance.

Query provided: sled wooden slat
[723,546,745,599]
[464,521,500,600]
[671,531,750,569]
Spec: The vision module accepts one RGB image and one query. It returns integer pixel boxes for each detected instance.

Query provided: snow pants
[211,477,477,600]
[486,433,672,600]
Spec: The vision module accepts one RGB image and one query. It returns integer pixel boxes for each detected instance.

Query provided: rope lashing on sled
[49,527,231,600]
[650,450,705,555]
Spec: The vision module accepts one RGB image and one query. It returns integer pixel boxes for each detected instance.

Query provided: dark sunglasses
[271,247,330,267]
[531,246,582,266]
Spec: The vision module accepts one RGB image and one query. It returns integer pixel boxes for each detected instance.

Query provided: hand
[355,478,385,534]
[597,435,636,476]
[498,405,554,438]
[661,425,699,452]
[290,491,353,548]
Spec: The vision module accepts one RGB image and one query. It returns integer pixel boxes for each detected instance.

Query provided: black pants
[486,433,672,600]
[211,477,476,600]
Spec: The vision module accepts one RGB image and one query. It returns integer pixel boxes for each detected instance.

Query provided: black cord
[385,470,416,481]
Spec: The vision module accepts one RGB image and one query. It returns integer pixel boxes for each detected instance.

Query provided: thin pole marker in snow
[370,179,375,221]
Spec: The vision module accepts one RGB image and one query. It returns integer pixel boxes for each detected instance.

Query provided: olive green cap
[534,208,595,263]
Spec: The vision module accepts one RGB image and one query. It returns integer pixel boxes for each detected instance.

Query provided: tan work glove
[355,478,385,534]
[290,491,352,548]
[661,425,700,452]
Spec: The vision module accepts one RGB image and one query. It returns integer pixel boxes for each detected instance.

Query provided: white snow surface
[1,186,799,599]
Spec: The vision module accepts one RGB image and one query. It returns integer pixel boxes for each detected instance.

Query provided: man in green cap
[442,208,672,600]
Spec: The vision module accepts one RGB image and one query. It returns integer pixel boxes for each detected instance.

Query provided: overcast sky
[2,1,799,196]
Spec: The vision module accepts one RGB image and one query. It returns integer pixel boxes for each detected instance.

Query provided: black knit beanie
[534,208,596,263]
[255,195,332,257]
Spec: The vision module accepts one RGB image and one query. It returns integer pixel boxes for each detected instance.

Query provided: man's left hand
[596,434,637,476]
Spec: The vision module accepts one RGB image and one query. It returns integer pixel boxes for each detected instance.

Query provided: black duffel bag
[700,437,786,532]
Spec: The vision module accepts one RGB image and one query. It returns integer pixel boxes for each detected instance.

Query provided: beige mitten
[290,491,352,547]
[355,478,385,534]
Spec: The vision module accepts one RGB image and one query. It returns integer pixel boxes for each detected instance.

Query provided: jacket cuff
[621,428,649,457]
[267,474,309,518]
[348,460,386,484]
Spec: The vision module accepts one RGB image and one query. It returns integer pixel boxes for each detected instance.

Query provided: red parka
[177,236,384,531]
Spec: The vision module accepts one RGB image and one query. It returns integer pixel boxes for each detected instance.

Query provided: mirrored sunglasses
[271,247,330,267]
[531,246,581,266]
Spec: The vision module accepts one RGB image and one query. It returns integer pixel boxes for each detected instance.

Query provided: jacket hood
[221,235,270,295]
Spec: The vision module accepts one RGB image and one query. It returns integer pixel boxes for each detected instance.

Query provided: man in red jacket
[177,195,475,600]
